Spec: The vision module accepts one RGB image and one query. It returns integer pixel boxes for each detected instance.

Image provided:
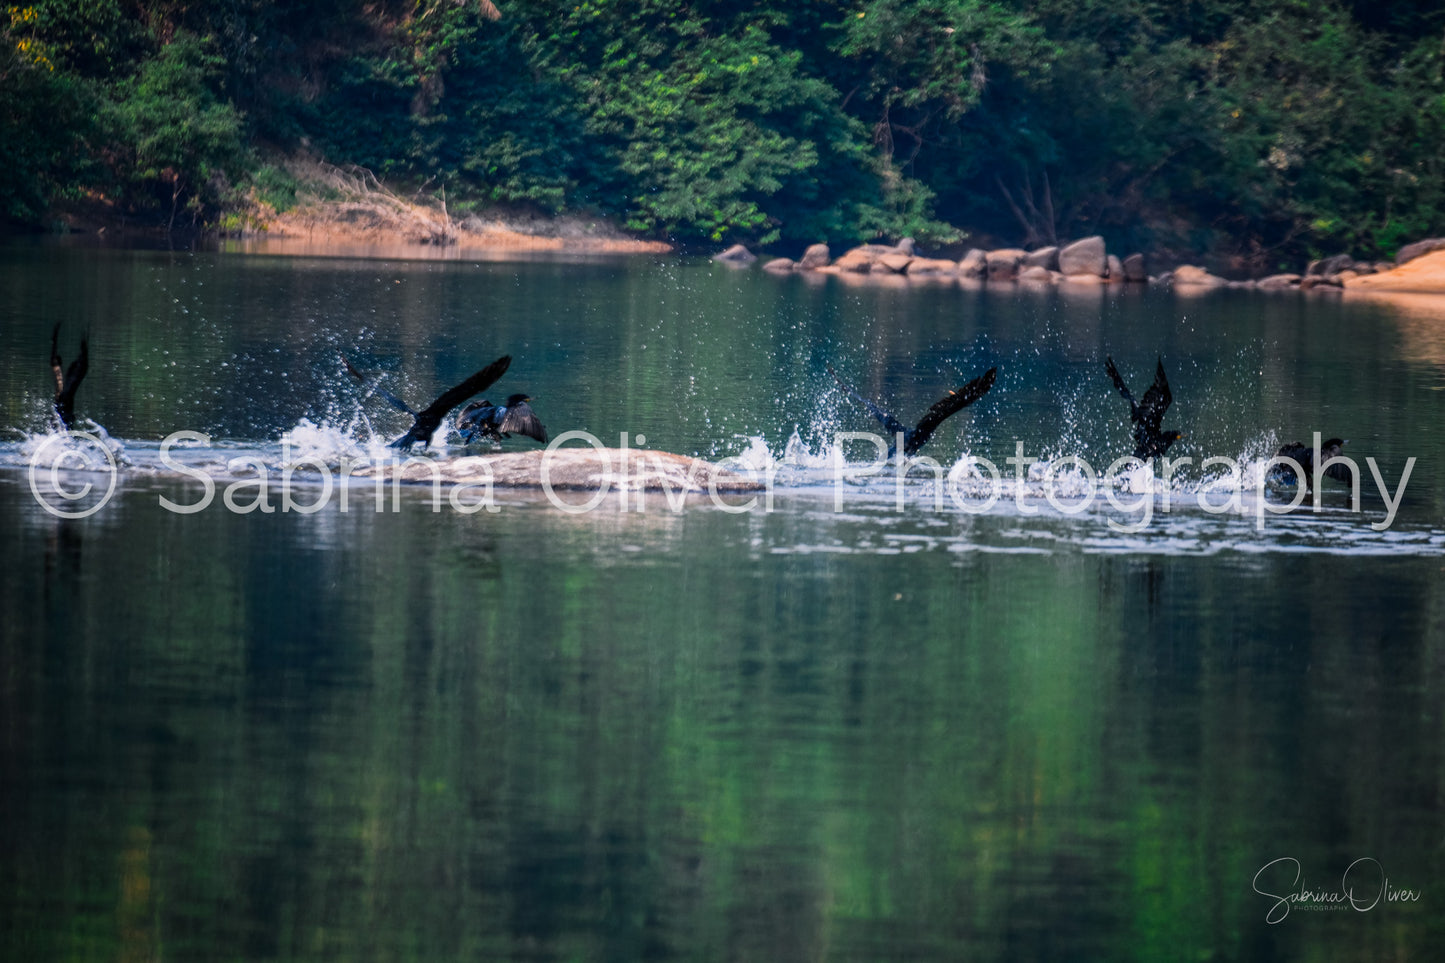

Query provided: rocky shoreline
[715,235,1445,294]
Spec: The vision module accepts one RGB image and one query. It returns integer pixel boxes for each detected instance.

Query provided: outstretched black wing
[50,325,88,429]
[67,338,88,395]
[827,364,908,437]
[342,355,416,415]
[415,355,512,424]
[1104,356,1135,406]
[906,367,998,455]
[1137,358,1172,433]
[50,324,66,397]
[392,355,514,450]
[498,401,548,443]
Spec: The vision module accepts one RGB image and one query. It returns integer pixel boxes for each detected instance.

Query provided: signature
[1253,857,1422,924]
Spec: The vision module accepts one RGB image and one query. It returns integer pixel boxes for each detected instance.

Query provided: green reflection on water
[4,486,1443,961]
[2,244,1444,961]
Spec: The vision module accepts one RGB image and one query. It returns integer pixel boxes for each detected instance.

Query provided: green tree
[0,5,99,223]
[108,32,248,230]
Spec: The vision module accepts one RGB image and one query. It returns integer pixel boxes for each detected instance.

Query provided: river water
[2,241,1442,960]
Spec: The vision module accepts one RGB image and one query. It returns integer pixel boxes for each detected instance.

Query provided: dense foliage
[3,0,1443,262]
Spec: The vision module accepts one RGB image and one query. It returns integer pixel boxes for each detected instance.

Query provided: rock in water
[354,448,766,494]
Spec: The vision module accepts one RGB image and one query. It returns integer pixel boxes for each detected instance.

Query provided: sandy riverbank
[250,207,673,258]
[231,161,672,258]
[1347,249,1445,294]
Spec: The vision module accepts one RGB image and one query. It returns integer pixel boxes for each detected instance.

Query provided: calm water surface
[2,242,1444,961]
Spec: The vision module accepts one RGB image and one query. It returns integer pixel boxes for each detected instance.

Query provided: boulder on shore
[831,243,918,272]
[1308,253,1354,276]
[1024,247,1059,271]
[1395,237,1445,266]
[712,243,756,264]
[762,258,796,273]
[798,243,831,270]
[906,257,957,276]
[1172,265,1228,286]
[1256,273,1301,290]
[1059,236,1107,276]
[986,248,1026,281]
[1121,253,1147,282]
[831,250,876,272]
[875,253,914,274]
[958,249,988,279]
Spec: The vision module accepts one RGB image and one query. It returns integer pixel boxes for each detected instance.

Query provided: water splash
[14,419,126,469]
[279,418,383,468]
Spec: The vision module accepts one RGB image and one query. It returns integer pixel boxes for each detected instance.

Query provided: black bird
[1273,438,1353,488]
[457,394,548,445]
[1104,356,1182,459]
[50,324,89,430]
[828,362,998,458]
[343,354,511,450]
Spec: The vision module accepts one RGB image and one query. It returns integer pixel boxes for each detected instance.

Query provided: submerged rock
[354,448,765,493]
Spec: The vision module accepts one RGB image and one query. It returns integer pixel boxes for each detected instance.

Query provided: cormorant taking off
[1273,438,1352,488]
[457,394,548,445]
[1104,356,1182,459]
[827,362,998,457]
[50,324,88,431]
[343,354,511,450]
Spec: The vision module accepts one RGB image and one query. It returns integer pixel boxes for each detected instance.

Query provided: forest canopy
[2,0,1443,265]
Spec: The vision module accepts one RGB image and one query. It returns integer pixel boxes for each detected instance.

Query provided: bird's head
[1323,437,1346,450]
[505,393,532,407]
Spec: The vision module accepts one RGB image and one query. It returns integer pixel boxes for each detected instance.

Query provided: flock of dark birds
[41,325,1350,487]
